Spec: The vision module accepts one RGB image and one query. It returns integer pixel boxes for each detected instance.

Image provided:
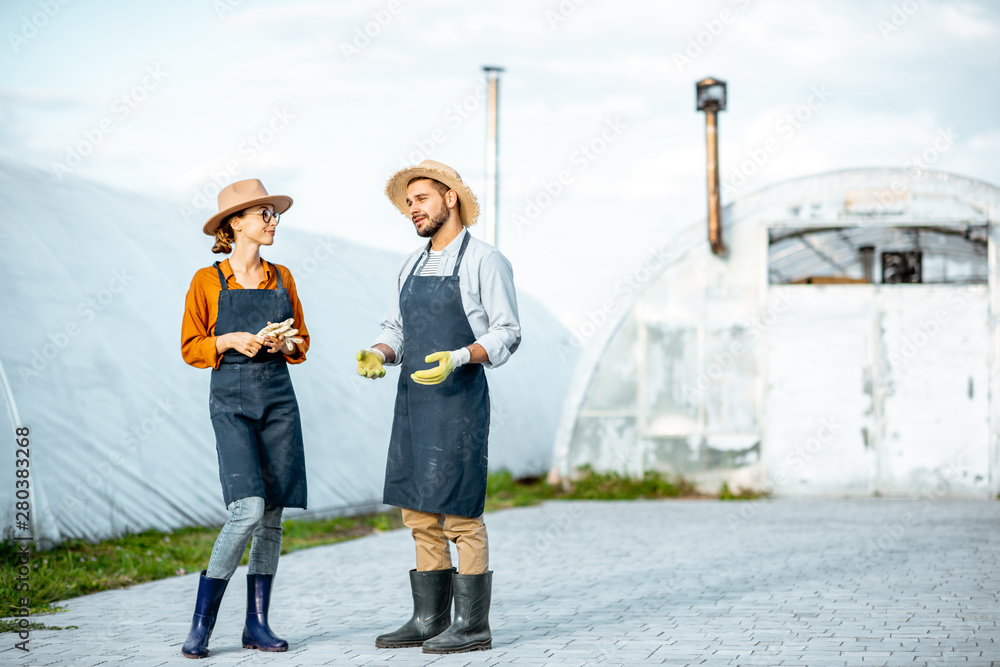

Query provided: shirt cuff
[474,334,509,369]
[371,335,402,365]
[284,344,307,364]
[207,337,223,369]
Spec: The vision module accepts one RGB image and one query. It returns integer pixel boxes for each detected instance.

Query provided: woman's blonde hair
[211,216,237,254]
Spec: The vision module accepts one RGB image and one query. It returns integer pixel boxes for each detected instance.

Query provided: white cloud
[968,129,1000,152]
[941,3,999,39]
[0,88,79,105]
[225,1,385,26]
[527,53,675,83]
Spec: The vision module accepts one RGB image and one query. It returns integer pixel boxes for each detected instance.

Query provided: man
[355,159,520,654]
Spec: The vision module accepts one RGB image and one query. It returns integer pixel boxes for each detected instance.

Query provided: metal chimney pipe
[483,66,504,248]
[705,109,725,256]
[696,77,728,257]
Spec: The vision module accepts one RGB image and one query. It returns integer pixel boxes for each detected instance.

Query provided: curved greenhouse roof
[550,168,1000,498]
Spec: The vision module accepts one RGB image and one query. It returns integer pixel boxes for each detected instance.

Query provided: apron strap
[452,232,471,277]
[213,261,228,291]
[410,242,431,277]
[271,263,284,290]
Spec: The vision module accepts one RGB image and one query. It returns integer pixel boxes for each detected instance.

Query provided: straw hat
[385,160,479,227]
[202,179,293,236]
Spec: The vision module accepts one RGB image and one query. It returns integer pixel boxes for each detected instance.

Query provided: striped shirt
[419,250,444,276]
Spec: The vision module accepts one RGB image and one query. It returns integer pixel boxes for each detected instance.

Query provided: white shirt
[374,228,521,369]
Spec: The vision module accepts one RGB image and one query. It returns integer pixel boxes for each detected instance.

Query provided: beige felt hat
[385,160,479,227]
[202,179,293,236]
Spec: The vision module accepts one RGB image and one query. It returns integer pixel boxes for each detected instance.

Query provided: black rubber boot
[422,571,492,654]
[375,568,455,648]
[181,570,229,659]
[241,574,288,652]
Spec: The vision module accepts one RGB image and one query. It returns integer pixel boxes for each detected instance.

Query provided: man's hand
[411,350,462,385]
[357,348,386,379]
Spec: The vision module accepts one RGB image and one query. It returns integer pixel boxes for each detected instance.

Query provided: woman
[179,178,309,658]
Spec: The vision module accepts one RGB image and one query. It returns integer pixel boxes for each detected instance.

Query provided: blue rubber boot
[181,570,229,659]
[241,574,288,652]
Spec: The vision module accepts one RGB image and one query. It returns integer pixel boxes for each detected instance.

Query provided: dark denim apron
[209,261,307,509]
[383,233,490,518]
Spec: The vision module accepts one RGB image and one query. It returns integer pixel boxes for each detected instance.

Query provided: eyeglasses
[242,209,280,224]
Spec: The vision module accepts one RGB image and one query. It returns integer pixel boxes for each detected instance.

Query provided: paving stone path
[4,498,999,666]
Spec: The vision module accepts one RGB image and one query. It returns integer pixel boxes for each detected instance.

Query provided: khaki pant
[401,509,489,575]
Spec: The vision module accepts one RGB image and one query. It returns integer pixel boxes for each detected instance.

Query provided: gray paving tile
[2,499,1000,666]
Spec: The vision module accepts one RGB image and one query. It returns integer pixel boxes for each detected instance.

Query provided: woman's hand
[264,333,295,355]
[218,332,266,358]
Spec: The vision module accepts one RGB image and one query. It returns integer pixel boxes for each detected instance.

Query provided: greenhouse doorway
[763,224,990,496]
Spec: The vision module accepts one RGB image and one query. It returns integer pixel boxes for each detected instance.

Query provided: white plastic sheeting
[0,160,577,548]
[552,168,1000,497]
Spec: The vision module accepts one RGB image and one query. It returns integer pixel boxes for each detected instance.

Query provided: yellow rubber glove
[356,349,386,379]
[411,351,455,386]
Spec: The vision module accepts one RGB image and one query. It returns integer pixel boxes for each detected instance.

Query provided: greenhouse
[551,168,1000,497]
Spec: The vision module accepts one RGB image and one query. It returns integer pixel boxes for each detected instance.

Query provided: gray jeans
[206,496,283,580]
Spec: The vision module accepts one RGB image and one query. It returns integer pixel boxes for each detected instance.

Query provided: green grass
[0,619,74,633]
[1,468,756,630]
[487,466,768,506]
[484,470,557,511]
[718,481,769,501]
[0,511,403,623]
[559,466,701,500]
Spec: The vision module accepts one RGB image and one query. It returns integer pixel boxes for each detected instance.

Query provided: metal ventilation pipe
[696,77,728,257]
[483,66,504,248]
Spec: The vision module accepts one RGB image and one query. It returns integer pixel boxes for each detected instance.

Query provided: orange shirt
[181,258,309,369]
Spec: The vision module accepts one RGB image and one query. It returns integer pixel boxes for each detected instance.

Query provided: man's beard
[415,207,449,238]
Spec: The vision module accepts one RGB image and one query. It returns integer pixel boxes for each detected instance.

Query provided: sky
[2,0,999,329]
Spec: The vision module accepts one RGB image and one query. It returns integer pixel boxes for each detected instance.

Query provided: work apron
[208,261,307,509]
[384,233,491,518]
